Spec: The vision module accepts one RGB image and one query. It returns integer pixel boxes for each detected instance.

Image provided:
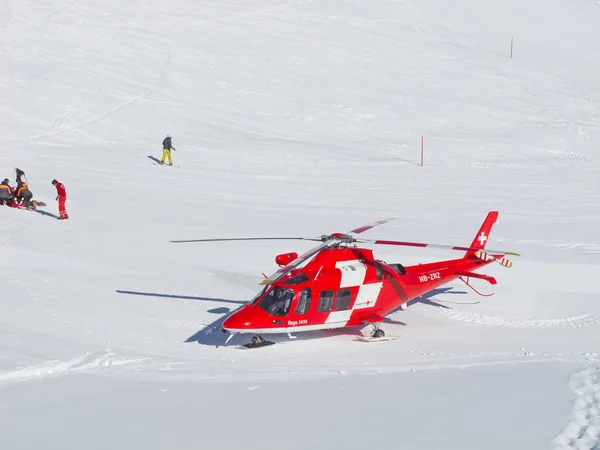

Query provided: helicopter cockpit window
[318,290,334,313]
[250,286,269,305]
[336,289,351,311]
[283,274,309,285]
[258,286,294,316]
[295,288,312,314]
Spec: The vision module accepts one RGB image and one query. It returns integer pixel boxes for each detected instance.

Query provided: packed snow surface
[1,0,600,449]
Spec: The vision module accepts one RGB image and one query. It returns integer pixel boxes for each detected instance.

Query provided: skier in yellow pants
[161,135,177,165]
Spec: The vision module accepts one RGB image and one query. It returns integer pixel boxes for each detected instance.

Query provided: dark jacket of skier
[162,136,173,150]
[14,170,32,206]
[15,181,32,202]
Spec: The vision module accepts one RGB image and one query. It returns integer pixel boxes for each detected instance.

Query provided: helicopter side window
[295,288,312,314]
[317,290,334,313]
[336,289,351,311]
[283,274,309,285]
[258,286,294,316]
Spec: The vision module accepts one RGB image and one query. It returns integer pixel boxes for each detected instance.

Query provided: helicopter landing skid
[353,335,398,343]
[238,334,276,349]
[370,322,385,338]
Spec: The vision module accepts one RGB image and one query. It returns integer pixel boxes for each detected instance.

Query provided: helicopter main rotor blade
[172,218,396,244]
[359,239,520,256]
[348,218,395,235]
[170,237,322,244]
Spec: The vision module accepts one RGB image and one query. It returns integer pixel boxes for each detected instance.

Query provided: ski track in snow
[0,0,12,81]
[554,366,600,450]
[506,239,600,254]
[43,0,80,24]
[1,348,597,387]
[23,0,174,143]
[552,242,600,254]
[0,350,147,386]
[28,93,154,141]
[429,309,600,330]
[7,269,64,318]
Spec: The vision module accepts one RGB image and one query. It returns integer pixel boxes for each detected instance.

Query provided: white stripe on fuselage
[324,309,353,324]
[336,260,367,287]
[354,282,383,309]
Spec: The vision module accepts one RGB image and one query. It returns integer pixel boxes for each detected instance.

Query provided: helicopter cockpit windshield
[258,286,295,316]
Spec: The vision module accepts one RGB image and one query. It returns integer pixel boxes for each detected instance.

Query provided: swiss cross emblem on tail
[468,212,498,251]
[478,232,487,246]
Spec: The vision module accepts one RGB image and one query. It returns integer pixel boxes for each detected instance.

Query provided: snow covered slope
[1,0,599,449]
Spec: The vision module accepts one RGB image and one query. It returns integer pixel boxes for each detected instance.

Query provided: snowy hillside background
[1,0,600,449]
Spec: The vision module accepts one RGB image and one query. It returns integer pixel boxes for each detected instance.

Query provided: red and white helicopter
[172,212,518,348]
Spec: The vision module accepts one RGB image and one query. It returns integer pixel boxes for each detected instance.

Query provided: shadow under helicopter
[181,286,469,348]
[393,286,471,313]
[116,287,469,347]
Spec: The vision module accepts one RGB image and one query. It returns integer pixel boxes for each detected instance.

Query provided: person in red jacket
[52,179,68,220]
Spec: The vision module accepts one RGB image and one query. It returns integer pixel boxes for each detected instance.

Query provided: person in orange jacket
[14,169,34,209]
[0,178,13,206]
[52,179,68,220]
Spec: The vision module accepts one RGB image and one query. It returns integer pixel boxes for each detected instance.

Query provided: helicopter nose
[222,308,252,331]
